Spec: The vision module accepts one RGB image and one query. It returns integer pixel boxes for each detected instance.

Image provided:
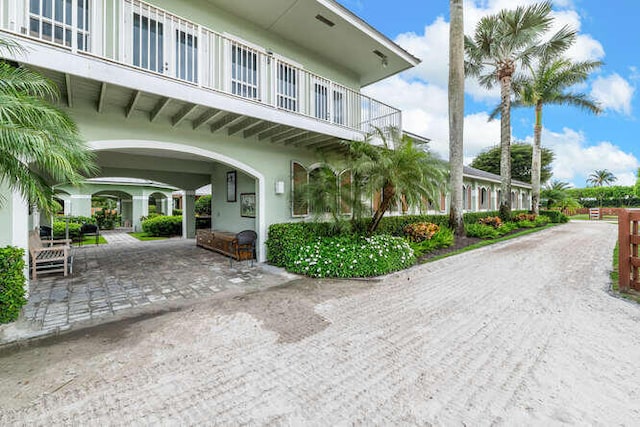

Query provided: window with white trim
[333,89,345,125]
[132,12,164,73]
[231,43,259,99]
[29,0,90,50]
[175,27,198,83]
[277,62,298,112]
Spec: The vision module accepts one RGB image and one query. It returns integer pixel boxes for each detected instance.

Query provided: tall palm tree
[465,1,574,220]
[508,57,602,214]
[0,38,97,213]
[448,0,465,236]
[587,169,617,187]
[351,128,448,234]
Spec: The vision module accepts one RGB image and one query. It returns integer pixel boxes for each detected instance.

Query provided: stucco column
[70,194,91,218]
[165,193,173,216]
[182,190,196,239]
[132,195,148,232]
[121,199,133,228]
[0,184,30,290]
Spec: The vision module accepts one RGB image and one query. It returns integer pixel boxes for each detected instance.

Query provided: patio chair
[231,230,257,267]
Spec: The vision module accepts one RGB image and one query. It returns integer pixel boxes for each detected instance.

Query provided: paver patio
[2,232,292,343]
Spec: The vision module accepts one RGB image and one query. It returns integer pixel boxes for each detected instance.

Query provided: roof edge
[318,0,421,68]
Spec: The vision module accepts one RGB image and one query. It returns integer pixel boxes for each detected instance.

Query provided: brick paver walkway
[2,222,640,424]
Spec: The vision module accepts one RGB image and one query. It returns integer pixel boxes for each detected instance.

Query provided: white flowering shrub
[287,234,415,278]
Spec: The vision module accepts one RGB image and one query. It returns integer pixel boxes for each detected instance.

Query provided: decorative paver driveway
[7,234,292,342]
[2,221,640,424]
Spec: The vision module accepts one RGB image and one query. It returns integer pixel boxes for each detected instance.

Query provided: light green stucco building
[0,0,531,277]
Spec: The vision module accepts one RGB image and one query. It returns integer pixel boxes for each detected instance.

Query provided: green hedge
[53,221,82,239]
[0,246,27,324]
[142,215,183,236]
[266,223,317,267]
[267,211,523,266]
[539,210,569,223]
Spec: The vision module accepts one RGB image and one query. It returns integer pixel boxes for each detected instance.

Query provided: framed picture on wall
[240,193,256,218]
[226,171,236,202]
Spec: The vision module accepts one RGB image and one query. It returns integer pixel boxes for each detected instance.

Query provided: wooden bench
[196,230,256,263]
[28,231,72,279]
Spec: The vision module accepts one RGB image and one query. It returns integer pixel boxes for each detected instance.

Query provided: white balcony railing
[2,0,401,134]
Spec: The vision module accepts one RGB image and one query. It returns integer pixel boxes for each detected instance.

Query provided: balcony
[1,0,401,144]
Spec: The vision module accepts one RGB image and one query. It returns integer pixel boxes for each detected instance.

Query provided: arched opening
[480,187,488,210]
[88,140,266,261]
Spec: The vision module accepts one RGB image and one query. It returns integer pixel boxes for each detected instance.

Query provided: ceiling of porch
[33,67,348,153]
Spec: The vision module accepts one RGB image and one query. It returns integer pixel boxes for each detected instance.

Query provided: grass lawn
[129,232,169,241]
[610,242,640,304]
[78,235,108,245]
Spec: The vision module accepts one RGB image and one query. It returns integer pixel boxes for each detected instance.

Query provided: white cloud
[590,74,635,116]
[526,128,639,186]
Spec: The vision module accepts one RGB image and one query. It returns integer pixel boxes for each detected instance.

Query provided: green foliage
[62,215,95,224]
[266,223,318,267]
[516,220,537,228]
[410,227,455,257]
[355,214,451,237]
[0,43,98,214]
[535,215,550,226]
[566,186,634,199]
[94,208,119,230]
[0,246,27,324]
[470,143,554,184]
[173,208,183,215]
[288,234,415,278]
[195,195,211,216]
[348,128,448,233]
[465,223,500,239]
[539,210,569,223]
[148,204,158,214]
[496,222,518,235]
[141,215,182,236]
[52,221,81,239]
[463,210,528,225]
[586,169,617,187]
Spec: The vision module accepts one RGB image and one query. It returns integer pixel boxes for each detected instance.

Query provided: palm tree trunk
[448,0,465,235]
[531,101,542,214]
[499,73,513,221]
[368,182,395,234]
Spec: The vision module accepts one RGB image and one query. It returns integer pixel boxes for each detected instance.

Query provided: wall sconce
[275,180,285,195]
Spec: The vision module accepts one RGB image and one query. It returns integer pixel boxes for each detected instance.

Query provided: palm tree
[541,179,574,209]
[465,1,574,220]
[350,128,448,234]
[507,57,602,214]
[448,0,465,236]
[587,169,617,187]
[0,38,97,213]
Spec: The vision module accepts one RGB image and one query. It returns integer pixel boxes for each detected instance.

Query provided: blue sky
[338,0,639,187]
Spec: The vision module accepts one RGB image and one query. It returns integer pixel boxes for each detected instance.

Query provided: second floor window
[29,0,90,50]
[231,44,259,99]
[133,13,164,73]
[175,29,198,83]
[277,62,297,112]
